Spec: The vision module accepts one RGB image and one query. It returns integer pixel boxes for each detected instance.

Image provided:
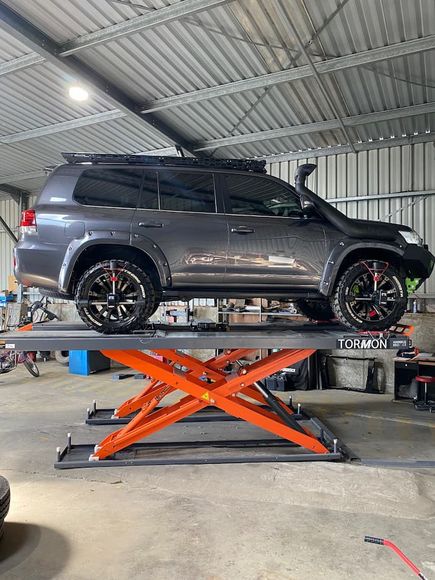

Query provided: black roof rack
[61,152,266,174]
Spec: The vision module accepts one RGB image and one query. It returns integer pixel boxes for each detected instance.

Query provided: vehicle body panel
[132,209,229,287]
[224,214,326,287]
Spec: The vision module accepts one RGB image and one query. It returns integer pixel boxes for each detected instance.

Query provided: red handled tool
[365,536,428,579]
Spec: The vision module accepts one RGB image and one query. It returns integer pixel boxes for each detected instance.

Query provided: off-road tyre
[296,300,335,322]
[0,476,10,539]
[75,260,160,334]
[332,261,407,331]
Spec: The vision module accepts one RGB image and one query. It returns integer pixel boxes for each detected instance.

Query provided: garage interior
[0,1,435,579]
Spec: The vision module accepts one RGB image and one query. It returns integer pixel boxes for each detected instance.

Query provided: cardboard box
[7,275,18,293]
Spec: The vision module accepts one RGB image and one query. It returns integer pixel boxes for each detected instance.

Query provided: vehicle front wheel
[332,260,407,331]
[296,299,335,322]
[75,260,160,334]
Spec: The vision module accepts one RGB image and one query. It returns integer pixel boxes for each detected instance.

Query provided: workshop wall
[0,197,19,292]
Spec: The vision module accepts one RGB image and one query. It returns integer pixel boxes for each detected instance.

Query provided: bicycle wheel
[23,357,40,377]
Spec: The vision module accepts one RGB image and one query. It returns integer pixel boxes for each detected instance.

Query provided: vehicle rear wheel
[296,300,335,322]
[332,260,407,331]
[75,259,160,334]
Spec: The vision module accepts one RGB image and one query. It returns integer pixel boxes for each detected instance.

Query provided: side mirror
[300,196,316,217]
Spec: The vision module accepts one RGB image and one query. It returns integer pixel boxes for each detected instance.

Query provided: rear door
[221,172,327,288]
[132,170,228,287]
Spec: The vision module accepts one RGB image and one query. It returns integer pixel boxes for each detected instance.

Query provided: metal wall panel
[0,198,19,291]
[268,142,435,296]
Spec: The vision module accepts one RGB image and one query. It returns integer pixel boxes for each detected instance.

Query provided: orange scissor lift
[3,321,412,468]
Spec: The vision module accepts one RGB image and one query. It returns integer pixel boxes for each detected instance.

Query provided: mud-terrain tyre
[0,476,10,540]
[75,260,160,334]
[332,261,407,331]
[296,300,335,322]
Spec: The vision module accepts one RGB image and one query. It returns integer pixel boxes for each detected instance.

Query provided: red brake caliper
[360,261,389,318]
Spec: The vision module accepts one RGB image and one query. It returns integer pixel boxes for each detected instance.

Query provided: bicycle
[0,350,39,377]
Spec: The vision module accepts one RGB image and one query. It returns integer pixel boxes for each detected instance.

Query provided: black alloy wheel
[332,260,407,331]
[75,260,159,334]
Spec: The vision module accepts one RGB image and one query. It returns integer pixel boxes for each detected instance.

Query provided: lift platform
[0,321,412,469]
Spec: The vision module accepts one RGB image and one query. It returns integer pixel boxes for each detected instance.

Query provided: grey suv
[14,153,434,334]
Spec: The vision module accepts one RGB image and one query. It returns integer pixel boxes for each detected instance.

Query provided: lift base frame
[55,346,357,469]
[56,409,347,469]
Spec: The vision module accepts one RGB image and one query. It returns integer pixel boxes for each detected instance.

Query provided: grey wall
[268,141,435,296]
[0,197,20,291]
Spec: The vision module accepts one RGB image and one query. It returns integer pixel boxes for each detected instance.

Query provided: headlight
[400,230,422,245]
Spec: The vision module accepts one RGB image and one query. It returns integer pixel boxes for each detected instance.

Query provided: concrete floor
[0,361,434,580]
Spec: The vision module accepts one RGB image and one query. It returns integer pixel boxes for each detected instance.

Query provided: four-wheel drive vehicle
[14,153,434,334]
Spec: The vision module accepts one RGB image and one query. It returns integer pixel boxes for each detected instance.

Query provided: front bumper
[402,244,435,281]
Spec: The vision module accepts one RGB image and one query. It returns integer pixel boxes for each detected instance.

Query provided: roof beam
[284,7,355,153]
[0,110,126,144]
[328,189,435,204]
[0,1,200,156]
[0,52,44,77]
[141,34,435,112]
[195,101,435,150]
[0,182,31,214]
[0,182,30,199]
[60,0,233,56]
[264,132,435,163]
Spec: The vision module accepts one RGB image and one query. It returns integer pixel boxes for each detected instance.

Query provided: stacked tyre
[0,476,10,539]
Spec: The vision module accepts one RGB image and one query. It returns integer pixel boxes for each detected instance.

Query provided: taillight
[20,209,37,233]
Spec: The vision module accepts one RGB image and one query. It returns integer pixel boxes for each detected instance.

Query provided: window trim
[136,169,159,211]
[220,172,303,218]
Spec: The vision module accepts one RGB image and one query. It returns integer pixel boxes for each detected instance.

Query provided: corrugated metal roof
[0,61,114,135]
[0,0,182,44]
[0,0,434,196]
[0,25,32,62]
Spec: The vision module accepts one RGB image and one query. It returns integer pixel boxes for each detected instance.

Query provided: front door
[222,173,327,288]
[132,170,228,287]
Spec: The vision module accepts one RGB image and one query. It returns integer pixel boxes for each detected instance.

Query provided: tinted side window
[74,168,149,208]
[158,171,216,213]
[224,174,302,217]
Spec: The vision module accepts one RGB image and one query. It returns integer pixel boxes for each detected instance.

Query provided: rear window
[74,167,154,208]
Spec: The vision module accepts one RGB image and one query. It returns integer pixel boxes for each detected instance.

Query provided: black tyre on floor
[0,475,10,539]
[75,259,160,334]
[332,260,407,331]
[296,300,335,322]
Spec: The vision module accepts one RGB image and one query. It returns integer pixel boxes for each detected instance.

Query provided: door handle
[231,227,254,234]
[138,222,164,228]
